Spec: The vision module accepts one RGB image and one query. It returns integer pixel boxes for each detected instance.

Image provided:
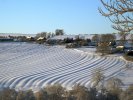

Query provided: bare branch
[99,0,133,32]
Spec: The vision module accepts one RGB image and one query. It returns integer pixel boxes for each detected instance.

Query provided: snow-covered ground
[0,42,132,92]
[76,46,133,88]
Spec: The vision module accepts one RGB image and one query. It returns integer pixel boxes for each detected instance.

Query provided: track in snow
[0,42,128,91]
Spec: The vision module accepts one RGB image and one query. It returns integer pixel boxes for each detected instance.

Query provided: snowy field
[0,42,132,91]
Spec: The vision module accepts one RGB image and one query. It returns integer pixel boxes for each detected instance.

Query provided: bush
[0,88,17,100]
[1,82,133,100]
[71,84,90,100]
[17,90,35,100]
[45,84,65,100]
[35,89,48,100]
[66,43,80,48]
[123,55,133,62]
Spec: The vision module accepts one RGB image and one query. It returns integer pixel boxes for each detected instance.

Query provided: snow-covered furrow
[46,57,124,88]
[0,43,20,53]
[0,42,130,91]
[0,52,89,87]
[6,54,90,86]
[0,43,41,62]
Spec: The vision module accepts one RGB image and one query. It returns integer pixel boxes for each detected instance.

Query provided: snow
[0,42,132,91]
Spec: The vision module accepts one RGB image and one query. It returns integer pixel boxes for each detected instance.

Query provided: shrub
[123,54,133,62]
[71,84,90,100]
[17,90,35,100]
[35,89,48,100]
[66,43,80,48]
[0,88,17,100]
[45,84,65,100]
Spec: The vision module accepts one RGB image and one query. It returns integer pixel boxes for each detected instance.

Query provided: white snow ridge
[0,42,132,92]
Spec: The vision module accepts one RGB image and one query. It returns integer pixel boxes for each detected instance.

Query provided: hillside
[0,42,132,91]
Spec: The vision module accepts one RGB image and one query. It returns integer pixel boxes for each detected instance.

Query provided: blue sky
[0,0,117,34]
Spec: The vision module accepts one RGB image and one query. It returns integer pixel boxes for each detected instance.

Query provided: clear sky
[0,0,117,34]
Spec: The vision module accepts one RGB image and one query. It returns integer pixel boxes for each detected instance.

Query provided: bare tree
[119,84,133,100]
[0,88,17,100]
[71,84,90,100]
[96,34,116,55]
[106,77,123,94]
[99,0,133,32]
[16,90,35,100]
[92,34,100,42]
[36,32,47,38]
[131,34,133,43]
[91,68,105,89]
[118,32,129,46]
[45,84,65,100]
[55,29,64,36]
[35,89,48,100]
